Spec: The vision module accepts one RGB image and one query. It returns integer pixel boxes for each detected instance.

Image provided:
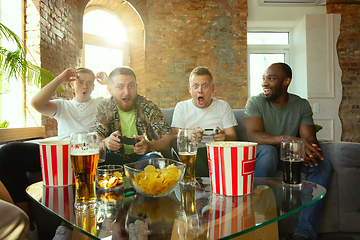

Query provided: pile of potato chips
[97,171,124,189]
[132,164,182,196]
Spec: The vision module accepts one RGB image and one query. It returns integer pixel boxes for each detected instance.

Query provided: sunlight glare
[83,9,127,43]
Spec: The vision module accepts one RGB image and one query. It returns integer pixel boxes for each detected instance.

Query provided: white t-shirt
[52,98,103,140]
[171,98,238,147]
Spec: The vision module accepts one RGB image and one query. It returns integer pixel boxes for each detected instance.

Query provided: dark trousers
[0,142,41,203]
[195,147,209,177]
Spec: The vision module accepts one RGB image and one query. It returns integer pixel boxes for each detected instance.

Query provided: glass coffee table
[27,178,326,240]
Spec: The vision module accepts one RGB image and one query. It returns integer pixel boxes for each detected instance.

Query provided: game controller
[117,136,140,145]
[202,128,220,136]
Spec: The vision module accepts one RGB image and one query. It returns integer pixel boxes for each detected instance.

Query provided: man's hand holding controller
[105,131,141,152]
[104,131,124,152]
[202,128,220,136]
[194,127,224,142]
[117,135,140,145]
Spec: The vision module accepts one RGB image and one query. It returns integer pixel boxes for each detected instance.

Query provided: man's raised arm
[31,68,77,117]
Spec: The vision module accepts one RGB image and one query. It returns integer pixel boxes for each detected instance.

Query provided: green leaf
[0,23,56,92]
[0,120,9,128]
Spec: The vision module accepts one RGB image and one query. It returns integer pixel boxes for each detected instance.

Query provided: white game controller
[202,128,220,136]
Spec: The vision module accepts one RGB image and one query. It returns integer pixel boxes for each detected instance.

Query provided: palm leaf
[0,23,57,92]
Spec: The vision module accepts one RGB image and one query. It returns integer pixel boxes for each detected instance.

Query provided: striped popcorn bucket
[42,184,76,223]
[39,141,75,186]
[207,192,255,239]
[206,142,257,196]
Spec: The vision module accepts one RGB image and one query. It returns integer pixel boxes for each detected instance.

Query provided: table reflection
[26,178,326,240]
[97,187,125,238]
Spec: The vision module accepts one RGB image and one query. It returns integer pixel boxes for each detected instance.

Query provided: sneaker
[52,225,73,240]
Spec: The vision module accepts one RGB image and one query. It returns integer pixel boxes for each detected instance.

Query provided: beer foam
[178,152,196,155]
[70,149,99,156]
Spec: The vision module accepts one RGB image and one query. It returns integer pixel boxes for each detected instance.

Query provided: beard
[264,82,282,102]
[264,86,282,102]
[115,96,136,112]
[265,93,279,102]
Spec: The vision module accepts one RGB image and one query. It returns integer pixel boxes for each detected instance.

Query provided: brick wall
[25,0,83,138]
[327,1,360,142]
[134,0,248,108]
[88,0,248,108]
[25,0,247,137]
[25,0,360,142]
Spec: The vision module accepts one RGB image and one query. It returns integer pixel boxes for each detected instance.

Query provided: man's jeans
[255,145,332,240]
[100,151,163,166]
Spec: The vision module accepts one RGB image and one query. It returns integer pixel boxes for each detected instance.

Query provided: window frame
[247,31,291,97]
[81,7,130,68]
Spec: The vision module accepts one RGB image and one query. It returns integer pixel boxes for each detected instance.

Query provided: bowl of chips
[97,165,124,189]
[124,158,186,197]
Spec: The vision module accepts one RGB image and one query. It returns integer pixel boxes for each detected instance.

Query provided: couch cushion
[233,109,247,141]
[161,108,174,128]
[320,141,360,232]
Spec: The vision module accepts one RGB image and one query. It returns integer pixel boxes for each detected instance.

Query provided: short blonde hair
[189,66,213,84]
[109,66,136,84]
[75,67,95,79]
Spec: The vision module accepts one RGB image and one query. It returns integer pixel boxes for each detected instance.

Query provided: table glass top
[26,178,326,240]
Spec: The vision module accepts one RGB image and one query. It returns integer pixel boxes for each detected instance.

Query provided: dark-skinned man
[243,62,332,240]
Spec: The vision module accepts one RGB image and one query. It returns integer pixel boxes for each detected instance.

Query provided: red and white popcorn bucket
[42,184,76,222]
[207,192,255,239]
[39,141,75,186]
[206,142,257,196]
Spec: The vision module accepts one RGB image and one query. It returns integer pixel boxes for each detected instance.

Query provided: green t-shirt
[118,108,138,154]
[244,93,314,137]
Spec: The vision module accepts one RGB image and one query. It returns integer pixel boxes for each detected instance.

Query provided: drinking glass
[75,207,97,235]
[98,140,106,164]
[280,141,305,187]
[70,132,100,210]
[180,184,202,237]
[177,128,198,185]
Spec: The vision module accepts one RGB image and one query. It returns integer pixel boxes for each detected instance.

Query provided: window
[247,32,290,97]
[248,32,289,45]
[0,0,26,128]
[82,8,130,98]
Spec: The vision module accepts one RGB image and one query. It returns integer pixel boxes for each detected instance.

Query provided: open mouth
[122,98,131,104]
[198,96,204,105]
[82,91,87,95]
[263,89,271,95]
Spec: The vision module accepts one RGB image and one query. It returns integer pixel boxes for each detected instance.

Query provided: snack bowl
[97,165,124,190]
[124,158,185,198]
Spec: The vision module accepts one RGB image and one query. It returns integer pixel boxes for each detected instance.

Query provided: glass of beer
[280,141,304,187]
[75,207,97,235]
[177,128,198,185]
[179,183,202,236]
[70,132,100,210]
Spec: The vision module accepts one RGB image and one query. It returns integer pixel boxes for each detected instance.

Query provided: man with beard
[171,66,237,177]
[95,66,174,165]
[243,63,332,240]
